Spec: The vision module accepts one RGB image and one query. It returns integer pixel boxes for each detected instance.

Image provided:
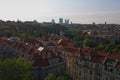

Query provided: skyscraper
[59,18,63,24]
[65,19,69,24]
[51,19,55,24]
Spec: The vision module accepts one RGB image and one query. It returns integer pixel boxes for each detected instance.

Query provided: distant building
[59,18,63,24]
[51,19,55,24]
[0,36,65,80]
[105,22,107,25]
[58,46,120,80]
[65,19,69,25]
[93,22,95,25]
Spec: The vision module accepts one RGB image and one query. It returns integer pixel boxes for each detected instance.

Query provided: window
[90,71,93,75]
[96,71,101,76]
[90,63,93,67]
[79,71,81,75]
[84,69,86,73]
[96,63,99,68]
[90,77,92,80]
[85,56,89,60]
[79,60,81,65]
[85,61,89,66]
[106,77,109,80]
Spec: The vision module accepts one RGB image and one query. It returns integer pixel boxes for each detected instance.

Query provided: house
[57,41,120,80]
[0,36,65,80]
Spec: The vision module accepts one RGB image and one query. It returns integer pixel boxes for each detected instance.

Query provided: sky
[0,0,120,24]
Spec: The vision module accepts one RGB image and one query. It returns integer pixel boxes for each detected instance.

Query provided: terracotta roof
[115,62,120,69]
[108,54,120,61]
[0,37,8,41]
[46,42,56,46]
[32,53,48,67]
[57,38,72,45]
[82,47,93,56]
[0,44,4,48]
[36,36,50,42]
[97,52,108,57]
[90,55,105,64]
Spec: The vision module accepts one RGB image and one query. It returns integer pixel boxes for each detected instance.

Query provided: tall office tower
[66,19,69,24]
[65,19,67,24]
[65,19,69,24]
[105,22,107,24]
[59,18,63,24]
[51,19,55,24]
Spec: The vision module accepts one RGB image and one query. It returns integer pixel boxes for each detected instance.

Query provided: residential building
[57,44,120,80]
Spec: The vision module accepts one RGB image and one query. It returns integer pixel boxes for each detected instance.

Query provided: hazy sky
[0,0,120,24]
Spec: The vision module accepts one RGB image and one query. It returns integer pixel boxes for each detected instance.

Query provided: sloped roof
[115,62,120,69]
[46,42,56,46]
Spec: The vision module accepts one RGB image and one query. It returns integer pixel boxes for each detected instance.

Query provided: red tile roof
[108,54,120,61]
[57,38,72,46]
[46,42,56,46]
[97,52,108,57]
[115,62,120,69]
[90,56,105,64]
[0,44,4,48]
[82,47,93,56]
[0,37,8,41]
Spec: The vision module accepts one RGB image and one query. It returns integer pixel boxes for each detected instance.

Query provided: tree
[56,76,69,80]
[44,73,56,80]
[83,39,97,48]
[73,33,84,47]
[98,44,105,51]
[104,44,115,53]
[45,72,71,80]
[0,58,33,80]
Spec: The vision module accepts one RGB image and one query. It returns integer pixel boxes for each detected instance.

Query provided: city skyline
[0,0,120,24]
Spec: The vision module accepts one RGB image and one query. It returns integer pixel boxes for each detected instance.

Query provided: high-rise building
[59,18,63,24]
[65,19,69,24]
[105,22,107,24]
[51,19,55,24]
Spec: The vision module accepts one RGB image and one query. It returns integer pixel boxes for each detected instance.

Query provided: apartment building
[58,45,120,80]
[0,36,65,80]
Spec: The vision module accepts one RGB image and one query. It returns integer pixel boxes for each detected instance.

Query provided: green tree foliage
[104,44,120,54]
[56,76,69,80]
[64,32,74,39]
[83,39,97,48]
[44,73,56,80]
[74,33,84,41]
[73,32,84,47]
[98,44,105,51]
[104,44,115,53]
[0,58,33,80]
[44,73,70,80]
[0,20,68,39]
